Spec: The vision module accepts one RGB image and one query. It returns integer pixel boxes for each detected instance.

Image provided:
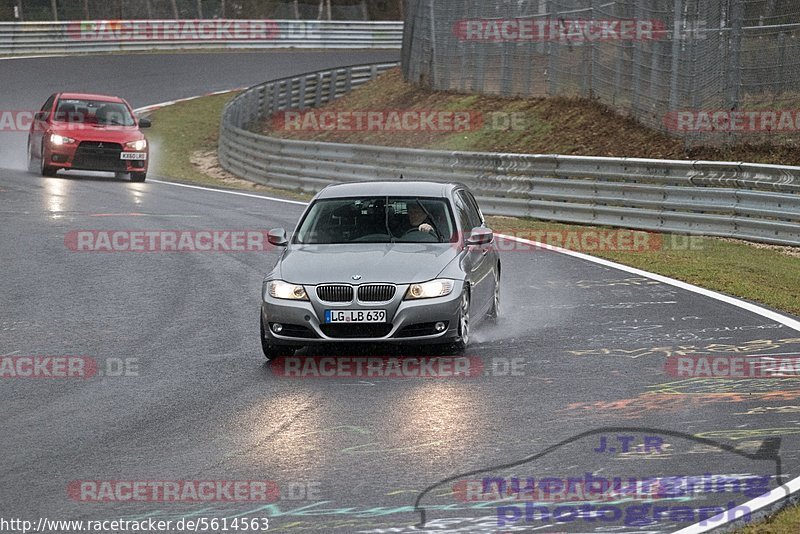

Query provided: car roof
[57,93,126,104]
[315,181,465,200]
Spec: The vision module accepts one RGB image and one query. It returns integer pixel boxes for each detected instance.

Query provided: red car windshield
[53,99,136,126]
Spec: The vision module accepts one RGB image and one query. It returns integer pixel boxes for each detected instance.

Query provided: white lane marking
[132,88,245,115]
[148,179,308,206]
[0,54,61,61]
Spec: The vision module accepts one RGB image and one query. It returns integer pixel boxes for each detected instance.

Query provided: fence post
[547,0,558,95]
[777,32,787,93]
[632,1,643,112]
[428,0,438,87]
[727,0,744,109]
[669,0,683,111]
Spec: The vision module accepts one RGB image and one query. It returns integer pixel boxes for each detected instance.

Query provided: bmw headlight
[405,279,455,300]
[50,134,75,145]
[266,280,308,301]
[125,139,147,151]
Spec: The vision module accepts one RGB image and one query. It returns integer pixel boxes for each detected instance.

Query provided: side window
[41,95,56,113]
[456,191,482,230]
[464,191,485,225]
[453,195,472,236]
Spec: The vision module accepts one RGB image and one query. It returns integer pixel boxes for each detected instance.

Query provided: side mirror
[138,117,152,129]
[34,111,49,121]
[268,228,288,247]
[465,227,493,246]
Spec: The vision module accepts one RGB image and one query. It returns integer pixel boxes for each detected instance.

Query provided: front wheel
[452,290,470,352]
[27,138,38,173]
[40,145,57,177]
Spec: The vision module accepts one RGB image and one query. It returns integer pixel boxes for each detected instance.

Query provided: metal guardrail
[218,63,800,247]
[0,20,402,55]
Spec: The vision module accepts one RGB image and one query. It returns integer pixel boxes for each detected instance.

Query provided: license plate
[325,310,387,323]
[120,152,147,160]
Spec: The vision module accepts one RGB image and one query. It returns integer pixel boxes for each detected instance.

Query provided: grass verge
[144,91,310,201]
[264,68,800,165]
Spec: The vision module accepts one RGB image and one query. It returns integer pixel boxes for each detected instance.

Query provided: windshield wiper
[385,198,397,243]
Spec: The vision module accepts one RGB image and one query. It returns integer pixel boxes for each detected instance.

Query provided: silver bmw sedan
[260,181,500,359]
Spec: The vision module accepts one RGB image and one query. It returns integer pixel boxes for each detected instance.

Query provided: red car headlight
[49,134,76,146]
[125,139,147,151]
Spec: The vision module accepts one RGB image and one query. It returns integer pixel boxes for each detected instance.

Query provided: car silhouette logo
[352,275,362,281]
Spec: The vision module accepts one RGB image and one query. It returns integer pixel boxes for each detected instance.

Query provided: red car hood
[49,123,144,143]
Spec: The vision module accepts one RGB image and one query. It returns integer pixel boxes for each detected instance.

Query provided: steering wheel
[401,229,439,243]
[352,233,392,242]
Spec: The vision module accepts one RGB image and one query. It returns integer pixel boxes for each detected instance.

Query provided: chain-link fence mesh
[2,0,401,21]
[402,0,800,146]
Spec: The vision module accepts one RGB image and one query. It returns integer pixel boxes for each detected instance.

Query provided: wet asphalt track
[1,51,800,534]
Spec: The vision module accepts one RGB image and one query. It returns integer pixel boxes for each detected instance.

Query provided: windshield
[53,98,136,126]
[294,196,456,244]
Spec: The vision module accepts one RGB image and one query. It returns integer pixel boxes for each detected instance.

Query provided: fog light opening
[435,322,447,332]
[272,323,283,334]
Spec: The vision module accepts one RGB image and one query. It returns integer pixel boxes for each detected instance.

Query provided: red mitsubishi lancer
[27,93,151,182]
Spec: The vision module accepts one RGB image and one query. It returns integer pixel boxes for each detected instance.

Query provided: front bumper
[45,142,148,173]
[261,281,465,345]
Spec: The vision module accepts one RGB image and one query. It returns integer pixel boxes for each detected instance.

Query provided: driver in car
[393,202,440,240]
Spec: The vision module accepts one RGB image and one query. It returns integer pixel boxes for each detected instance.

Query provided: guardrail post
[314,73,324,108]
[272,82,282,112]
[345,67,353,94]
[298,76,307,110]
[328,69,339,103]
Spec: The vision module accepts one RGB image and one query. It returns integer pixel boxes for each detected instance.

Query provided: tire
[130,172,147,183]
[260,315,294,361]
[452,289,470,352]
[27,138,38,174]
[40,146,57,177]
[487,268,500,322]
